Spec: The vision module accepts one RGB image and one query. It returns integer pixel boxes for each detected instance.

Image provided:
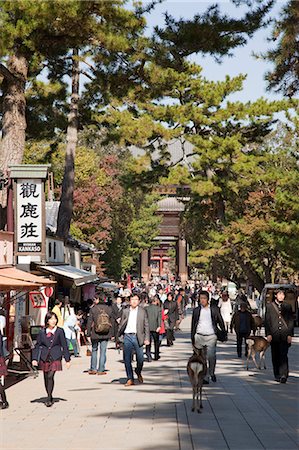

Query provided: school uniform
[32,326,70,405]
[32,326,70,370]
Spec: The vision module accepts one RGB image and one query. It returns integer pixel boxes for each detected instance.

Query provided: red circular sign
[45,286,54,297]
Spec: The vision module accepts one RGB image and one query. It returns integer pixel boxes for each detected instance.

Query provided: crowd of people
[0,279,295,409]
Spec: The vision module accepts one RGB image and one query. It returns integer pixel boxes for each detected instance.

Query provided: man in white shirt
[191,291,226,384]
[119,295,150,386]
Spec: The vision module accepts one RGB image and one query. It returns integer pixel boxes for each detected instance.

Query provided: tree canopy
[1,0,299,286]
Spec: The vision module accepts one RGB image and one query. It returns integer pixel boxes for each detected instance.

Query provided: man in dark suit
[265,290,294,383]
[191,291,226,384]
[119,294,150,386]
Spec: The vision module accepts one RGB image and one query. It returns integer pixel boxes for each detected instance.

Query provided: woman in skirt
[32,312,70,407]
[0,331,9,409]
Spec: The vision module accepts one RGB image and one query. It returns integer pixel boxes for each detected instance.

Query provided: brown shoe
[97,371,107,375]
[124,379,135,387]
[137,374,143,384]
[88,370,97,375]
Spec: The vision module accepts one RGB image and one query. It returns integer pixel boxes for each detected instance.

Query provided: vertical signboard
[16,179,43,254]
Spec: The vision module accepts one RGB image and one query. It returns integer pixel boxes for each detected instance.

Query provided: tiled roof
[157,197,185,212]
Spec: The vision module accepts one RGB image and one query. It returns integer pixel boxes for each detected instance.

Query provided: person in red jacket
[158,306,168,359]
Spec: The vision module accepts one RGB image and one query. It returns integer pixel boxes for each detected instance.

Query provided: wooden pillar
[140,249,150,282]
[178,238,188,285]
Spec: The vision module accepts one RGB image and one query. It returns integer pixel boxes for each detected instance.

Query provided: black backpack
[94,309,112,334]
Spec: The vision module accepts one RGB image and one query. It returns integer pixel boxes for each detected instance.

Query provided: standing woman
[32,312,70,407]
[219,291,232,332]
[164,293,178,347]
[0,330,9,409]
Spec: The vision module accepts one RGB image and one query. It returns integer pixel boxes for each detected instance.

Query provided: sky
[141,0,287,103]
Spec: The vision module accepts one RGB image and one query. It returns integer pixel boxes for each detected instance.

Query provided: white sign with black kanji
[16,179,42,253]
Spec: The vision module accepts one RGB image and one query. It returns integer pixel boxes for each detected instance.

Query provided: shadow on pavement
[30,396,67,403]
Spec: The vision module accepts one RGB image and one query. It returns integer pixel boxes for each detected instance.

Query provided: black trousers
[146,331,160,360]
[43,371,55,400]
[0,382,7,404]
[236,332,250,357]
[166,328,174,346]
[271,340,289,379]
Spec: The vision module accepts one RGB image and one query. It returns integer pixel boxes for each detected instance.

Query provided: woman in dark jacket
[164,293,179,346]
[32,312,70,407]
[0,331,9,409]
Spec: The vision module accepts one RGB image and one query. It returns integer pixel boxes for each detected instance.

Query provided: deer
[246,336,270,370]
[252,315,263,336]
[187,345,207,413]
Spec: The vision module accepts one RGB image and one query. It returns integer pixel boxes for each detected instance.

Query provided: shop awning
[38,264,98,287]
[0,275,43,292]
[0,267,56,286]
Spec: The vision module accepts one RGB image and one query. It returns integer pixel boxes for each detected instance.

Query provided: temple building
[131,138,195,284]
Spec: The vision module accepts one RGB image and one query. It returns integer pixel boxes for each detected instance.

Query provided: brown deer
[252,315,263,336]
[246,336,270,370]
[187,346,207,413]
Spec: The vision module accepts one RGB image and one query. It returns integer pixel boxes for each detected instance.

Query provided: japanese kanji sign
[16,179,43,253]
[29,291,47,308]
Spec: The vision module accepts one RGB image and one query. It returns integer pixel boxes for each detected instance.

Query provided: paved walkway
[1,310,298,450]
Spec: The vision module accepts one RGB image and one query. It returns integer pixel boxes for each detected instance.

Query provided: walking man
[145,297,161,361]
[265,290,294,383]
[230,302,256,357]
[191,291,226,384]
[119,294,150,386]
[86,296,113,375]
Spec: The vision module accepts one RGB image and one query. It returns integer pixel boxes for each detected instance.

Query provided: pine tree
[264,0,299,96]
[98,60,292,288]
[0,0,146,231]
[152,1,273,69]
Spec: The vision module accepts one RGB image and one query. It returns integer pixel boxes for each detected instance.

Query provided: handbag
[36,346,43,364]
[216,327,227,342]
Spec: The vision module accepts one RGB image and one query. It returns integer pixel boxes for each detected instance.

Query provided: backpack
[94,309,112,334]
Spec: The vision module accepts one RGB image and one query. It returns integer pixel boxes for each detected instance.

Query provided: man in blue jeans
[119,294,150,386]
[86,297,113,375]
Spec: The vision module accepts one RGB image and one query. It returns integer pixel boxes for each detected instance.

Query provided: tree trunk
[56,49,79,241]
[0,54,28,228]
[231,247,265,293]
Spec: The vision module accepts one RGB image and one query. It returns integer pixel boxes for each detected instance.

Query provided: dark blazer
[265,301,294,341]
[230,310,256,334]
[146,304,161,332]
[164,300,179,328]
[119,306,150,347]
[86,303,113,341]
[191,305,225,344]
[32,327,70,362]
[111,303,124,338]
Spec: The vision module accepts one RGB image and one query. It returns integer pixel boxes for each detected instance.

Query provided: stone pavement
[1,310,298,450]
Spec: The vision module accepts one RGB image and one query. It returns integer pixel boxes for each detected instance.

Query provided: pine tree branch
[80,70,95,81]
[0,62,18,82]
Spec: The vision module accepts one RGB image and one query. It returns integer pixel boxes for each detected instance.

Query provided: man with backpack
[86,295,113,375]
